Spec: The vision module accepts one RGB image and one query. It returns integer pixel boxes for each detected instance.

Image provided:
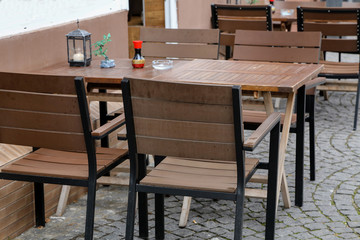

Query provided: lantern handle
[77,19,80,29]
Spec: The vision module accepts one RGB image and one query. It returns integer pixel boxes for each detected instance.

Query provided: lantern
[66,21,92,67]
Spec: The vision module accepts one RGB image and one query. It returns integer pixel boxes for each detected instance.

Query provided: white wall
[0,0,129,37]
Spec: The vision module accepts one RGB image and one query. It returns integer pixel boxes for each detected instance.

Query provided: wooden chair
[211,4,273,59]
[297,7,360,130]
[0,72,128,240]
[122,77,281,240]
[140,28,220,60]
[233,30,323,206]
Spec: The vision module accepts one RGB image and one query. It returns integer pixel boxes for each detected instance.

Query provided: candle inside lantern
[73,52,84,62]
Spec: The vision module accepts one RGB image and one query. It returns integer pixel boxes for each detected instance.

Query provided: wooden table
[35,58,323,208]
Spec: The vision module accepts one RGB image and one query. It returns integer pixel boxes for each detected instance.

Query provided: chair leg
[155,193,165,239]
[307,94,316,181]
[34,182,45,227]
[125,177,137,240]
[84,180,97,240]
[353,77,360,130]
[265,121,280,240]
[234,191,244,240]
[138,154,149,238]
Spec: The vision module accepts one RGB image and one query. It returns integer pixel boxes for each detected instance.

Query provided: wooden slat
[134,117,234,143]
[321,39,358,53]
[0,91,80,114]
[129,78,233,104]
[140,157,259,193]
[216,6,270,17]
[233,45,320,64]
[0,127,86,152]
[0,109,82,133]
[140,28,220,44]
[131,98,233,124]
[218,19,268,32]
[302,9,358,21]
[0,72,76,94]
[303,22,357,36]
[244,112,280,149]
[136,136,236,161]
[142,43,219,60]
[235,30,322,47]
[320,61,359,75]
[220,33,235,46]
[243,110,296,124]
[1,147,127,179]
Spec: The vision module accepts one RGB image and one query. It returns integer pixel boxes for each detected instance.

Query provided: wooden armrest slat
[243,112,280,150]
[92,114,125,138]
[305,77,326,90]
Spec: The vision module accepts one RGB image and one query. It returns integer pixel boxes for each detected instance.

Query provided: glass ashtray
[152,60,173,70]
[280,9,294,16]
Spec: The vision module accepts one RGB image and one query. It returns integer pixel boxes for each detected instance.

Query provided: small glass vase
[100,59,115,68]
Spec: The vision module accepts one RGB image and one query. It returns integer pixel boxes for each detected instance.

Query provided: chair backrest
[297,7,360,54]
[211,4,273,47]
[0,72,90,152]
[122,78,245,162]
[233,30,322,63]
[140,28,220,60]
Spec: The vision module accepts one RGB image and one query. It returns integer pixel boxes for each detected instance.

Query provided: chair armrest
[243,112,281,151]
[91,114,125,139]
[305,77,326,90]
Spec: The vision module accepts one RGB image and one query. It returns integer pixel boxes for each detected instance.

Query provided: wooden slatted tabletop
[152,59,323,93]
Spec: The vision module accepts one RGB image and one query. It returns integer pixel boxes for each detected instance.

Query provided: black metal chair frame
[297,7,360,130]
[0,76,128,240]
[122,78,281,240]
[211,4,273,59]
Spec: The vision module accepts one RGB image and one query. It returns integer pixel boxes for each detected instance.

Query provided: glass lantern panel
[86,39,91,59]
[69,38,85,62]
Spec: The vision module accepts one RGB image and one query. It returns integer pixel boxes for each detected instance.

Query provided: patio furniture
[297,6,360,130]
[33,57,323,212]
[140,27,220,60]
[233,30,323,204]
[122,77,281,240]
[211,4,272,59]
[0,72,128,240]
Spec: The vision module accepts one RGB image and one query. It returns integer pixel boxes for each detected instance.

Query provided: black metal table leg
[295,85,305,207]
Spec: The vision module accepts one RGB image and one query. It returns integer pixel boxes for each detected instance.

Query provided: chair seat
[1,147,128,180]
[140,157,259,193]
[320,60,359,76]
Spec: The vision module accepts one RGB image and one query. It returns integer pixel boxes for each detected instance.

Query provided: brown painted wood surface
[140,157,258,192]
[153,59,323,93]
[140,28,220,60]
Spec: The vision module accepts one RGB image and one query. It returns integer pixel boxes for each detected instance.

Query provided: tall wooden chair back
[233,29,322,186]
[233,30,322,64]
[140,28,220,60]
[123,77,281,239]
[297,7,359,55]
[211,4,272,59]
[123,78,241,161]
[0,72,87,152]
[297,7,360,130]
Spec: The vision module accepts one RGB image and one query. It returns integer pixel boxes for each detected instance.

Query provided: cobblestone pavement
[16,65,360,239]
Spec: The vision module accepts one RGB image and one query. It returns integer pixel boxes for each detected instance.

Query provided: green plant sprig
[93,33,112,60]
